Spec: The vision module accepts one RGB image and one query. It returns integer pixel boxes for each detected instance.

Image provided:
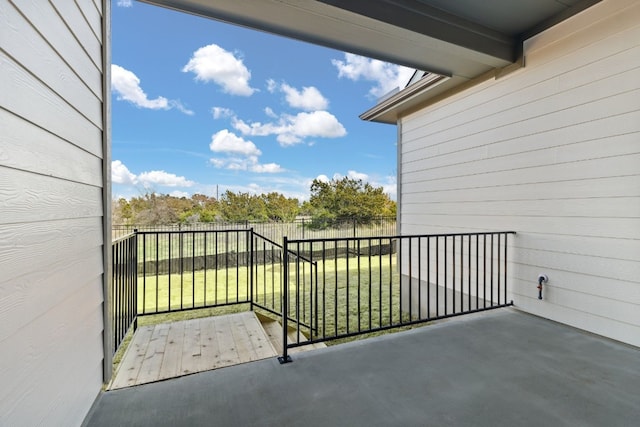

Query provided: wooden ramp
[109,312,277,390]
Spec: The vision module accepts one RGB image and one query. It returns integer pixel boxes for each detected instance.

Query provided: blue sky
[111,0,413,201]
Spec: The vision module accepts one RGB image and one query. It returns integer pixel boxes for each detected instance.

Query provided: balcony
[91,226,640,425]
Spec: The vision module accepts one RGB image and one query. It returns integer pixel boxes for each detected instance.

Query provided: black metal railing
[250,232,284,317]
[281,231,515,356]
[136,229,252,315]
[111,228,514,362]
[112,233,137,353]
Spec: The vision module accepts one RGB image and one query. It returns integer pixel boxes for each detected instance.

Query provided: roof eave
[359,74,450,124]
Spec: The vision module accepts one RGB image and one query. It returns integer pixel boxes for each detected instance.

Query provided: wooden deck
[109,312,278,389]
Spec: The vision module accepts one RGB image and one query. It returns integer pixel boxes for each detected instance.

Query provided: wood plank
[181,318,202,375]
[258,316,326,355]
[259,319,284,354]
[199,316,222,370]
[228,313,258,364]
[136,324,170,385]
[158,322,186,380]
[213,314,241,367]
[109,313,327,389]
[241,312,277,359]
[109,326,154,390]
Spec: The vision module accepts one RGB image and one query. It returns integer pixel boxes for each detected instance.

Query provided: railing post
[278,236,292,364]
[133,229,138,331]
[249,228,254,311]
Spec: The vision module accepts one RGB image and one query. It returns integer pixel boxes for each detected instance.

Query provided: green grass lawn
[135,254,413,342]
[112,253,418,374]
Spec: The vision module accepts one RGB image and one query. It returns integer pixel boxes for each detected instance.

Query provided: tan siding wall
[0,0,106,425]
[399,0,640,347]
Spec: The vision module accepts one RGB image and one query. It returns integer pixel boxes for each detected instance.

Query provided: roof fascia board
[360,73,450,122]
[141,0,513,76]
[319,0,517,62]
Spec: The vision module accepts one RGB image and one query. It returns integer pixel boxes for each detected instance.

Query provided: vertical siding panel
[400,0,640,347]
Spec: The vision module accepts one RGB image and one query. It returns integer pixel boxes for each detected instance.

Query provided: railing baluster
[417,237,422,319]
[427,236,431,320]
[436,236,439,317]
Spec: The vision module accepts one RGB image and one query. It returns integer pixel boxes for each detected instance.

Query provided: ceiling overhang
[141,0,602,123]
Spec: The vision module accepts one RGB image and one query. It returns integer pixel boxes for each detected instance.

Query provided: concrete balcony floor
[83,309,640,427]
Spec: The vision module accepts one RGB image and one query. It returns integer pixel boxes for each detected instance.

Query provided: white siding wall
[399,0,640,347]
[0,0,107,424]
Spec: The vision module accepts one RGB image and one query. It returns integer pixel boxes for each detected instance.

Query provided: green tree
[112,198,133,225]
[129,193,179,225]
[219,191,268,222]
[306,177,395,227]
[262,192,300,222]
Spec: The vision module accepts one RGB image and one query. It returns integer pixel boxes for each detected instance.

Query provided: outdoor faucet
[537,274,548,300]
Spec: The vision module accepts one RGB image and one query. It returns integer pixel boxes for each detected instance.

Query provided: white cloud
[210,156,284,174]
[266,79,277,93]
[209,130,283,173]
[111,64,193,114]
[138,170,195,187]
[182,44,256,96]
[332,53,414,98]
[251,163,284,173]
[117,0,132,7]
[111,160,195,188]
[347,170,369,181]
[280,83,328,111]
[171,101,194,116]
[315,174,330,183]
[377,175,397,200]
[212,107,234,119]
[264,107,277,118]
[233,110,346,146]
[111,64,168,109]
[112,160,137,185]
[210,129,261,156]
